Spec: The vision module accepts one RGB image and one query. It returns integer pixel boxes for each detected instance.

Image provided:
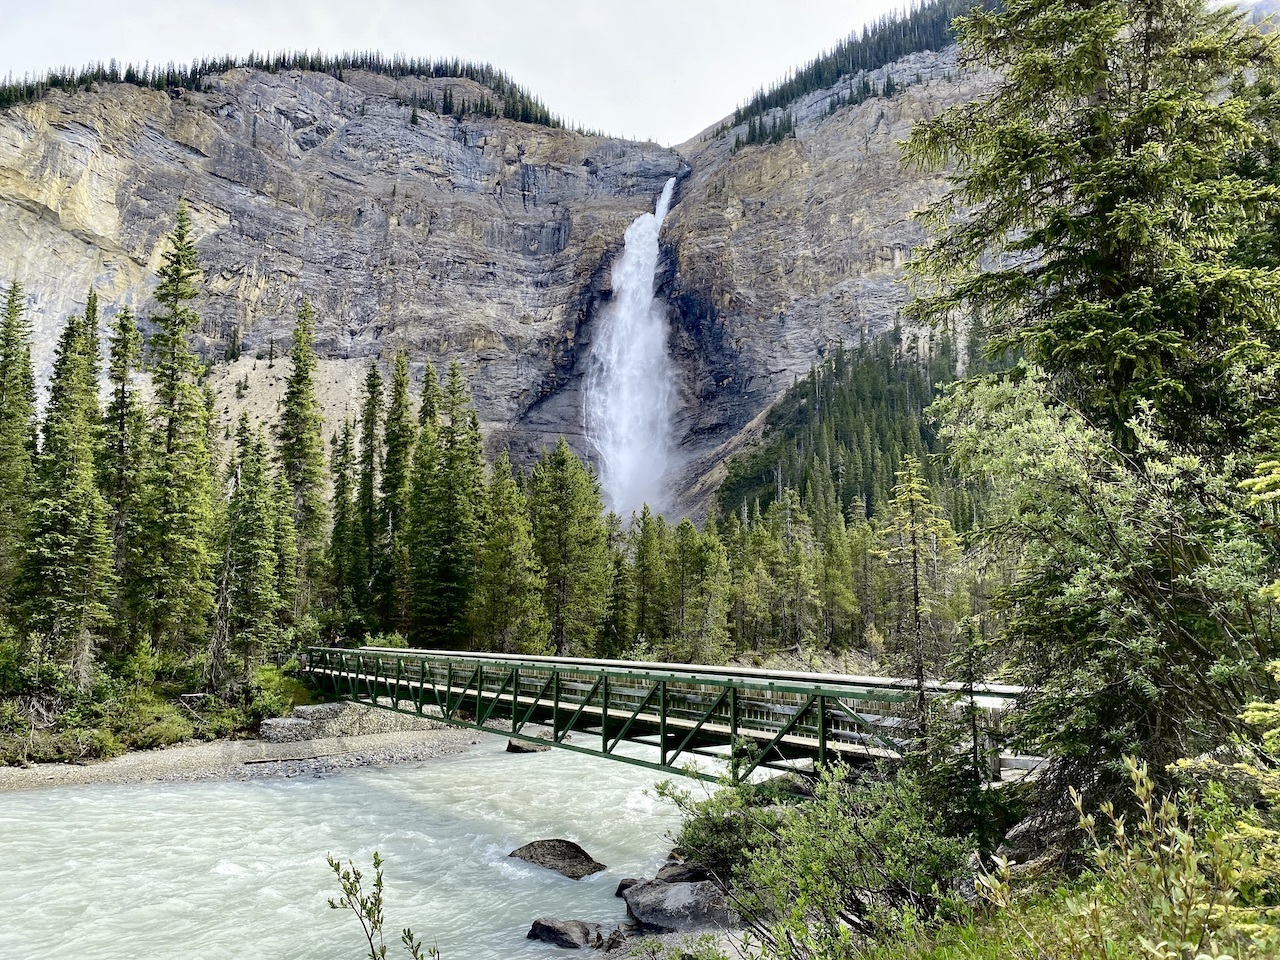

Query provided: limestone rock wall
[0,49,984,511]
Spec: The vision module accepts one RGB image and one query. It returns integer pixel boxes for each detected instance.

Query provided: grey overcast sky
[1,0,907,145]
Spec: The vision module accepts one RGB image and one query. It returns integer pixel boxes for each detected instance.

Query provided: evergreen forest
[0,51,560,126]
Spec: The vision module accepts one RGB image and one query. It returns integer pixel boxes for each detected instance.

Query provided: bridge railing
[304,646,1023,780]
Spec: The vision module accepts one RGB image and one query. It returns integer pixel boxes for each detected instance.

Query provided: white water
[587,178,679,516]
[0,736,695,960]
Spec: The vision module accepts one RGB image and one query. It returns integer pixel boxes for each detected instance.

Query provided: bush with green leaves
[662,762,974,960]
[327,852,437,960]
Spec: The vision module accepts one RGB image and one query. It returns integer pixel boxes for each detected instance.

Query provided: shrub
[741,764,974,959]
[975,757,1280,960]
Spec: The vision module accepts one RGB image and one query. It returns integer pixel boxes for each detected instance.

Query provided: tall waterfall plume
[587,178,679,516]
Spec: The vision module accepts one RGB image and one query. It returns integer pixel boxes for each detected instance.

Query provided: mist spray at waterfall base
[587,178,678,517]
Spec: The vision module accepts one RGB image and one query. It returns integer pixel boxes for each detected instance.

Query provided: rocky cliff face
[0,68,682,444]
[660,47,992,510]
[0,49,983,512]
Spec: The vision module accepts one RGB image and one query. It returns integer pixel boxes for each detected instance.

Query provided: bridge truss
[305,647,1021,782]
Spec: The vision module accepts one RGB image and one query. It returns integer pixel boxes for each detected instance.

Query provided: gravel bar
[0,727,482,793]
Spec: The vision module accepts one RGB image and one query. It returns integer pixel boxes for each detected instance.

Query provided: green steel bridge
[304,646,1025,782]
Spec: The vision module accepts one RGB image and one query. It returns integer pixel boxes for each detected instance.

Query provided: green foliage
[209,417,292,687]
[135,201,216,650]
[329,419,361,628]
[528,438,610,656]
[731,1,981,129]
[355,360,383,618]
[657,771,792,885]
[964,758,1280,960]
[22,296,115,688]
[470,451,550,655]
[327,852,438,960]
[1,51,562,130]
[377,350,416,630]
[664,764,975,960]
[414,362,484,647]
[276,298,329,609]
[937,371,1278,804]
[99,305,146,632]
[743,765,975,958]
[906,0,1280,453]
[717,333,978,527]
[0,279,35,613]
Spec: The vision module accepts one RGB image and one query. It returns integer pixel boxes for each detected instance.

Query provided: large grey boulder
[654,861,710,884]
[509,839,607,880]
[621,879,735,933]
[526,918,607,949]
[506,738,552,753]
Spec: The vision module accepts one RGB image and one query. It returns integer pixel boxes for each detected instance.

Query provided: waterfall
[587,177,678,516]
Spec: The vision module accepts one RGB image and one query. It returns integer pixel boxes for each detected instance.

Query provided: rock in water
[621,879,735,932]
[526,917,606,949]
[505,738,551,753]
[509,839,606,879]
[654,861,710,884]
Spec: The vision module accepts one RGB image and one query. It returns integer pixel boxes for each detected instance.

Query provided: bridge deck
[305,647,1022,781]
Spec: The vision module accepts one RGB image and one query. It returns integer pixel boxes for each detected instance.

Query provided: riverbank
[0,726,479,793]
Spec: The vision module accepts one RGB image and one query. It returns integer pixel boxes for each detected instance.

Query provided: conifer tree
[407,362,441,642]
[600,511,634,658]
[377,350,415,628]
[906,0,1280,452]
[136,202,216,650]
[276,298,328,611]
[354,359,383,618]
[878,454,959,727]
[271,470,298,630]
[81,288,102,384]
[631,505,668,645]
[471,451,549,654]
[214,417,284,683]
[99,306,147,635]
[23,303,114,687]
[328,420,358,619]
[528,438,609,656]
[666,518,730,664]
[0,281,35,610]
[418,362,484,647]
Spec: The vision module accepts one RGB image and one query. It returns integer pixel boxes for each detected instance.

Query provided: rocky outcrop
[526,917,609,949]
[0,68,680,455]
[506,736,552,753]
[508,838,607,879]
[620,879,735,933]
[259,700,443,742]
[661,49,995,511]
[0,48,987,511]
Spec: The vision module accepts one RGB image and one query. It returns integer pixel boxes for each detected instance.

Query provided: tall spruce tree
[407,362,441,642]
[275,298,328,612]
[909,0,1280,802]
[470,451,550,654]
[137,202,216,650]
[354,359,383,620]
[212,416,285,685]
[328,420,358,619]
[23,303,114,687]
[99,305,146,634]
[906,0,1280,452]
[377,350,415,629]
[878,454,959,728]
[528,438,609,656]
[0,281,35,610]
[631,505,668,645]
[418,362,484,647]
